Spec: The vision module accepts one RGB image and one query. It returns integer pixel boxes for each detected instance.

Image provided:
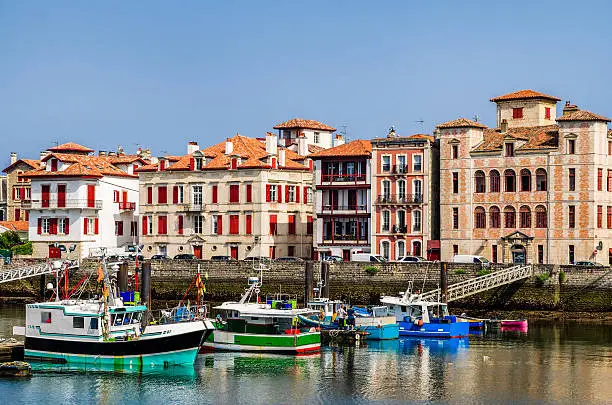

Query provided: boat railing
[150,304,208,325]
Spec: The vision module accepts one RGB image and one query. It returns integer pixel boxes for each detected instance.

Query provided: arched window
[519,205,531,228]
[520,169,531,192]
[474,206,486,228]
[536,169,547,191]
[412,210,422,232]
[504,169,516,192]
[535,205,547,228]
[412,241,422,257]
[490,170,500,192]
[474,171,486,193]
[397,179,406,201]
[397,241,405,259]
[504,206,516,228]
[489,206,501,228]
[381,241,390,260]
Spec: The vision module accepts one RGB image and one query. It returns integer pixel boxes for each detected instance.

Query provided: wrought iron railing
[375,194,423,204]
[22,199,102,209]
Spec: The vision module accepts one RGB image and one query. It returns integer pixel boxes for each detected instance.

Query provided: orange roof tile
[109,155,149,165]
[556,110,610,122]
[490,89,561,102]
[472,125,558,153]
[134,163,159,173]
[2,159,41,173]
[408,134,435,142]
[437,118,487,129]
[22,153,134,179]
[0,221,29,232]
[47,142,94,153]
[309,140,372,159]
[273,118,336,131]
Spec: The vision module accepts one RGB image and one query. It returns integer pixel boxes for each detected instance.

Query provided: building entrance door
[511,244,526,264]
[343,249,351,262]
[193,245,202,259]
[230,246,238,260]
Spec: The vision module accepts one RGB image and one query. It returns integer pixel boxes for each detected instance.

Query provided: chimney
[151,156,159,165]
[10,152,17,165]
[108,151,117,157]
[500,119,508,133]
[187,141,199,155]
[278,149,286,167]
[297,134,308,156]
[225,138,234,155]
[334,134,345,147]
[98,150,107,157]
[266,132,278,155]
[563,101,579,116]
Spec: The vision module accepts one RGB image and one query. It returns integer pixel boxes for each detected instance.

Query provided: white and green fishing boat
[202,265,321,354]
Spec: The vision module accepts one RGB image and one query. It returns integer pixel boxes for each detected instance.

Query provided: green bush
[13,241,33,255]
[365,265,380,276]
[454,269,467,275]
[477,269,491,277]
[558,270,566,283]
[535,273,550,287]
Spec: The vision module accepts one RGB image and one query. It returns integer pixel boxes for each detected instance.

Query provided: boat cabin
[383,299,449,324]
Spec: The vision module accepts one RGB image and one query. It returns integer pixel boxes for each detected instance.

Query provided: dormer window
[159,160,166,171]
[314,132,320,143]
[50,159,58,172]
[512,108,523,119]
[505,143,515,157]
[231,158,238,170]
[195,158,203,170]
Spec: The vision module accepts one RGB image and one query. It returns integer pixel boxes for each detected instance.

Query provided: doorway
[230,246,238,260]
[343,249,351,262]
[193,245,202,259]
[511,244,526,264]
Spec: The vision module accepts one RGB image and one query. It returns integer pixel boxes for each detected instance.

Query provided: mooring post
[141,261,152,306]
[321,261,330,298]
[118,261,128,293]
[39,274,46,300]
[305,261,314,303]
[440,261,448,303]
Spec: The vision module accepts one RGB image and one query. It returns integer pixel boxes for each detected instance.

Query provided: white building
[273,118,344,151]
[22,143,145,259]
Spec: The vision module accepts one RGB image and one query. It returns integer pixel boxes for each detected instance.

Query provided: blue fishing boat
[380,284,469,339]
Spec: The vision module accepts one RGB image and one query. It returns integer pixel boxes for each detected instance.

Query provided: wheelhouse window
[41,312,52,323]
[73,317,85,329]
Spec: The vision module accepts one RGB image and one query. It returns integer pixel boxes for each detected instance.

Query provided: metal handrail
[23,199,102,209]
[321,204,368,211]
[0,260,80,284]
[321,174,367,182]
[376,194,423,204]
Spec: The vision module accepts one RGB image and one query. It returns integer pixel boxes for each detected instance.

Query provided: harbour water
[0,305,610,404]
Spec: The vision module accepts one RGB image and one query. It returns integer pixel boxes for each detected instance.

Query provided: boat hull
[360,324,400,340]
[24,322,212,366]
[398,320,469,338]
[202,330,321,354]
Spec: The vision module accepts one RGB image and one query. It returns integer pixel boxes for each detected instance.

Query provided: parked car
[275,256,304,262]
[174,254,197,260]
[150,254,169,260]
[323,255,343,263]
[126,254,145,261]
[211,255,235,261]
[352,253,387,263]
[452,254,491,267]
[573,261,605,267]
[396,256,429,263]
[244,256,272,264]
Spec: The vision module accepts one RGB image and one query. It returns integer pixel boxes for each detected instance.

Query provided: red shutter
[189,157,195,170]
[230,215,239,235]
[266,185,271,202]
[303,187,308,204]
[84,219,88,235]
[87,185,95,208]
[118,221,124,236]
[94,218,99,234]
[65,218,70,235]
[158,216,167,234]
[278,185,283,203]
[158,186,167,204]
[147,187,152,204]
[20,187,25,199]
[295,186,300,203]
[269,214,277,235]
[173,186,179,204]
[142,216,148,236]
[246,214,252,235]
[50,218,57,235]
[212,185,218,203]
[12,188,16,199]
[217,215,223,234]
[178,215,184,235]
[37,218,42,234]
[25,210,29,221]
[246,184,252,202]
[285,186,289,202]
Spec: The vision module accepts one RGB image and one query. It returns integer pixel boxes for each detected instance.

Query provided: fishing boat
[14,257,214,367]
[202,264,321,354]
[456,315,485,330]
[380,282,469,338]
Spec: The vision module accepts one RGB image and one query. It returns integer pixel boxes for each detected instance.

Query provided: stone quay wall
[0,259,610,312]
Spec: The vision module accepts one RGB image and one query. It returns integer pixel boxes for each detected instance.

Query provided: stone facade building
[3,153,42,222]
[371,129,440,261]
[137,133,315,260]
[310,140,372,261]
[439,89,612,265]
[0,175,6,221]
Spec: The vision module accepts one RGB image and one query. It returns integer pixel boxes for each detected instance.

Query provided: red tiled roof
[490,89,561,102]
[309,140,372,159]
[2,159,41,173]
[556,110,611,122]
[109,155,149,165]
[0,221,29,232]
[308,144,326,153]
[22,153,134,179]
[472,125,559,152]
[273,118,336,131]
[437,118,487,129]
[47,142,94,153]
[408,134,435,142]
[134,163,159,173]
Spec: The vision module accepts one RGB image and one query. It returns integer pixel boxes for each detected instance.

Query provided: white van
[352,253,387,263]
[452,255,491,267]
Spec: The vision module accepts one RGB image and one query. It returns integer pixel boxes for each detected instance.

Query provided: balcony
[179,203,205,212]
[118,201,136,211]
[382,225,421,235]
[321,204,368,213]
[375,194,423,205]
[321,234,368,246]
[320,173,367,184]
[22,199,102,210]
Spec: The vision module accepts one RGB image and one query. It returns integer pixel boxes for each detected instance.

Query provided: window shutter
[178,215,183,235]
[173,186,179,204]
[37,218,42,234]
[217,216,223,234]
[118,221,124,236]
[212,185,218,203]
[20,188,25,199]
[278,185,283,203]
[295,186,300,203]
[246,184,252,202]
[303,187,308,204]
[266,185,271,202]
[12,188,16,199]
[84,219,88,235]
[65,218,70,235]
[50,218,57,235]
[285,186,289,202]
[246,214,252,235]
[147,187,152,204]
[142,216,148,236]
[189,157,195,171]
[94,218,99,234]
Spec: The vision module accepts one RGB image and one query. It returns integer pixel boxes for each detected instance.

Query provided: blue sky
[1,1,611,167]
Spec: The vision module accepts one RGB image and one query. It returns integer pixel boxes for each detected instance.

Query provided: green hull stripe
[25,348,198,366]
[232,332,320,348]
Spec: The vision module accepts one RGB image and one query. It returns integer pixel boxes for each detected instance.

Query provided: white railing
[0,260,79,284]
[418,264,533,302]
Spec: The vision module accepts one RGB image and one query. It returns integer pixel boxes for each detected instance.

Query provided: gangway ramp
[418,264,533,302]
[0,260,79,284]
